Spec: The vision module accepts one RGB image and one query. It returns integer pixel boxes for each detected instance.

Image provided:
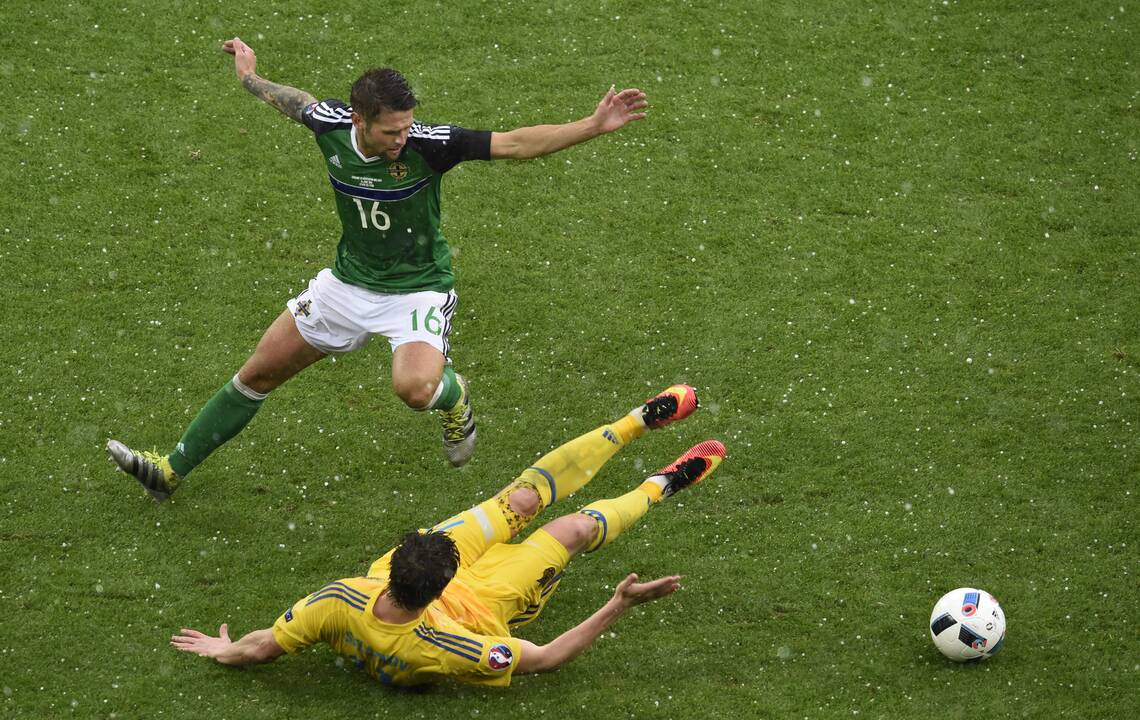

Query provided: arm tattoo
[241,74,317,124]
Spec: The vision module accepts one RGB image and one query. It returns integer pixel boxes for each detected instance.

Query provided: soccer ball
[929,587,1006,662]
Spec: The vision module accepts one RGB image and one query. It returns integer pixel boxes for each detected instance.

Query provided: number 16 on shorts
[402,289,455,356]
[411,306,444,336]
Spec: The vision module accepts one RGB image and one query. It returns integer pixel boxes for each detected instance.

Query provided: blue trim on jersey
[327,174,433,203]
[580,509,607,551]
[418,627,483,652]
[527,466,557,502]
[540,572,564,596]
[325,581,369,602]
[434,519,464,533]
[305,591,366,611]
[413,627,481,662]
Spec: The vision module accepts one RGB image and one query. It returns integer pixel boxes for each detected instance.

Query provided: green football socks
[168,378,265,477]
[428,365,463,410]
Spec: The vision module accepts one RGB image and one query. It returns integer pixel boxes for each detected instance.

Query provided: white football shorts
[286,268,457,357]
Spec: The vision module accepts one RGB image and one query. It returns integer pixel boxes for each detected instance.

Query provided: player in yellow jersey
[171,384,725,687]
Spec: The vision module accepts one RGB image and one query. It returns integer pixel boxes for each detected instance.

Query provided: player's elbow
[239,629,286,665]
[489,131,532,160]
[516,642,563,674]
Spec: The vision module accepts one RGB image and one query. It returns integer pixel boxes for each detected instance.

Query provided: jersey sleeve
[466,636,524,687]
[416,623,523,687]
[301,98,354,137]
[409,122,492,174]
[271,592,332,654]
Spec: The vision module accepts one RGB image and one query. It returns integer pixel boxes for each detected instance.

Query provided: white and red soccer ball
[929,587,1006,662]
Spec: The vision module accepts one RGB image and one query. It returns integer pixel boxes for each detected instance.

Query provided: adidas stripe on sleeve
[302,99,354,136]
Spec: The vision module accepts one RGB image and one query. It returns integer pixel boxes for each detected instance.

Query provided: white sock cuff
[423,376,447,411]
[231,374,269,402]
[628,406,649,427]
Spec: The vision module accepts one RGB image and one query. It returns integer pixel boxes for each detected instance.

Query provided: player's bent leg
[391,341,447,409]
[392,343,475,467]
[429,387,706,570]
[167,311,325,480]
[108,312,326,501]
[575,439,726,554]
[425,475,551,568]
[425,498,516,568]
[505,383,701,513]
[519,410,650,507]
[238,310,328,394]
[437,370,475,467]
[488,477,547,537]
[537,513,601,557]
[462,529,573,632]
[425,473,569,567]
[456,383,703,523]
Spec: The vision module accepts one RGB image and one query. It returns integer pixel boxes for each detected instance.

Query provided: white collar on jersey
[350,125,384,164]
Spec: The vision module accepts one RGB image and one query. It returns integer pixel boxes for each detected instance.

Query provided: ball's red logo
[961,591,980,616]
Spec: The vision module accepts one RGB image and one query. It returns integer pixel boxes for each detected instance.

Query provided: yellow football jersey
[271,553,523,688]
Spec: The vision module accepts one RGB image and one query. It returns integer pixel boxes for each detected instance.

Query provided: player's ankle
[612,414,646,443]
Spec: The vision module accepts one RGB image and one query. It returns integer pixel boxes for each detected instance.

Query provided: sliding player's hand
[222,37,257,81]
[171,623,233,659]
[591,86,648,134]
[613,573,681,609]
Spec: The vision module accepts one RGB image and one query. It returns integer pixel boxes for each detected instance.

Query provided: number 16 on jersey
[352,198,391,230]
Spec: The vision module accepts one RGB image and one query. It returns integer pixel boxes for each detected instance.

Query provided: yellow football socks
[501,410,646,512]
[579,486,657,552]
[611,412,647,443]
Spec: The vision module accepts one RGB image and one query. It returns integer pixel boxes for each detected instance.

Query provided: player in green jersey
[171,385,727,688]
[107,37,649,501]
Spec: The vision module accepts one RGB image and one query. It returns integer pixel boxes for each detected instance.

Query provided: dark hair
[350,68,417,121]
[387,531,459,610]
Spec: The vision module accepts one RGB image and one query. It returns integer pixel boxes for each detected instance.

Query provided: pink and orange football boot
[652,440,726,498]
[641,384,699,429]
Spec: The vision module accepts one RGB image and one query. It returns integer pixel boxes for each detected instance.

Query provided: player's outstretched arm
[222,37,317,125]
[171,623,285,667]
[515,573,680,674]
[489,86,648,160]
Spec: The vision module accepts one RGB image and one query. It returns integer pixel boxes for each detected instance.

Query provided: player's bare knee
[237,367,275,394]
[395,377,438,409]
[568,513,600,547]
[507,487,541,518]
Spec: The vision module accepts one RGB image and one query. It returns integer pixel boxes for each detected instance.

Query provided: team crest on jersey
[328,154,342,168]
[488,643,513,671]
[388,161,408,181]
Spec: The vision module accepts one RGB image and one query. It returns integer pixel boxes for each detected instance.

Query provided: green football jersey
[302,99,491,293]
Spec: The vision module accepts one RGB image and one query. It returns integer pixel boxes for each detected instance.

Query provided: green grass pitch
[1,1,1137,718]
